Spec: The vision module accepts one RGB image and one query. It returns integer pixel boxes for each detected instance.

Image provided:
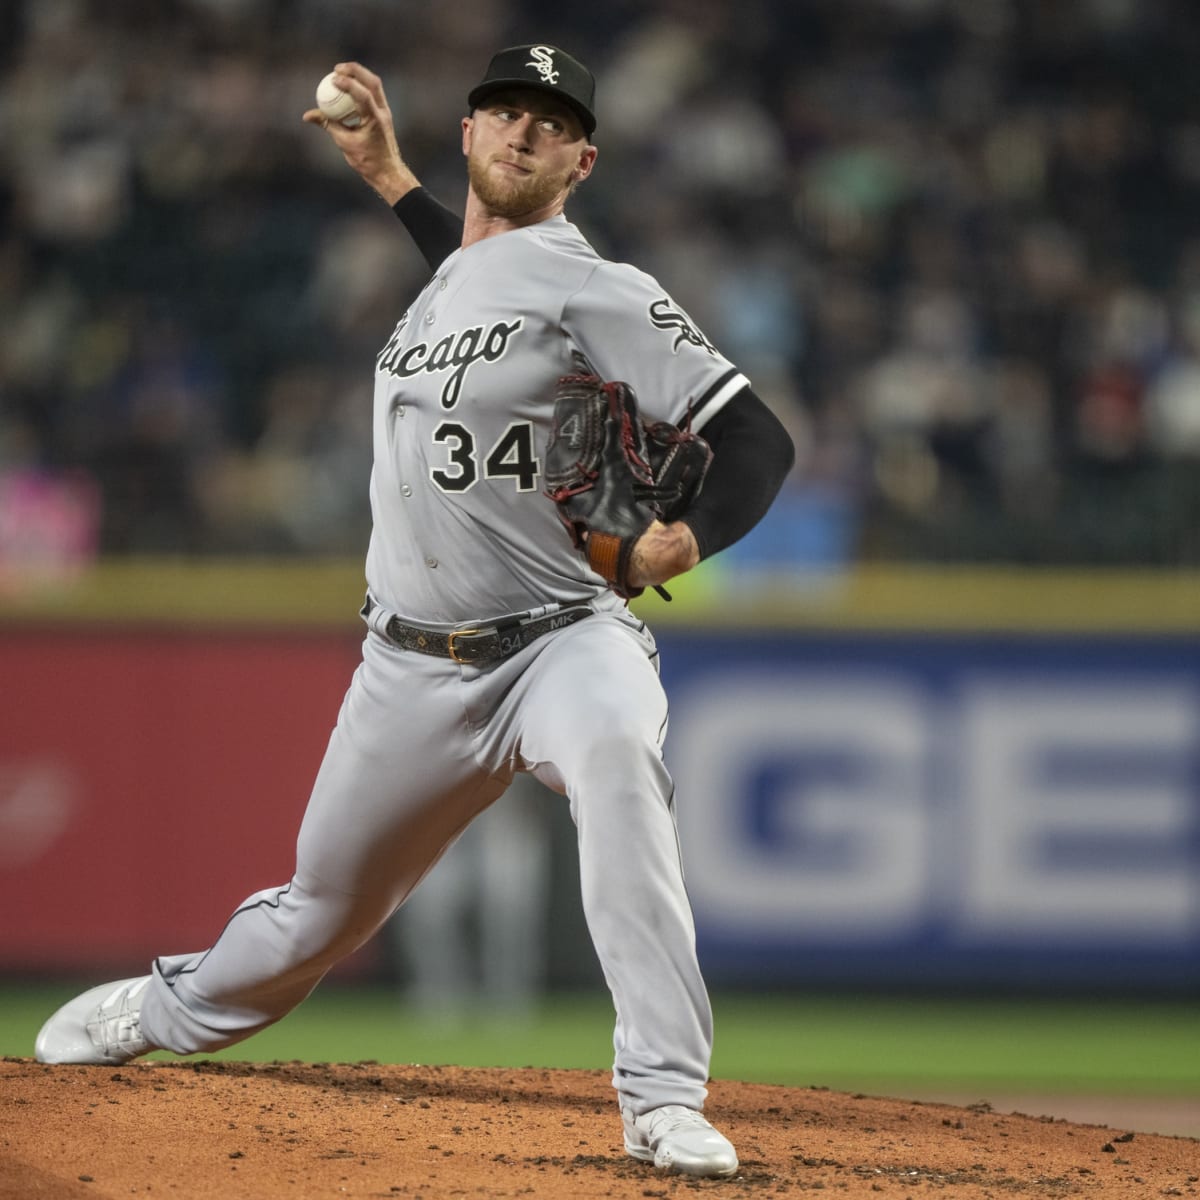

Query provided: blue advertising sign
[657,632,1200,991]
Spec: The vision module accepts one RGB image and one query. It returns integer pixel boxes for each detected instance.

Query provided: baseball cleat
[35,976,155,1065]
[622,1104,739,1177]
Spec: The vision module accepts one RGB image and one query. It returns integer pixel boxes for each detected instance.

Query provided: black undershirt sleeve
[683,385,797,561]
[392,187,463,270]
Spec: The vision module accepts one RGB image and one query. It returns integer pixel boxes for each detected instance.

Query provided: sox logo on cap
[526,46,560,85]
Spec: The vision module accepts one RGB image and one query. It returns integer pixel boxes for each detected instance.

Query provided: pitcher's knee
[268,876,394,971]
[575,734,667,793]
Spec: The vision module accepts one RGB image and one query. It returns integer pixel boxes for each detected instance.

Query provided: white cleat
[623,1104,739,1177]
[35,976,155,1065]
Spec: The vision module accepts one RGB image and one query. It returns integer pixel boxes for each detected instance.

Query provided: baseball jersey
[366,214,748,623]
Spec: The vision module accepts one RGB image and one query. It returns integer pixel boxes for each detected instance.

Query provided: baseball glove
[543,369,712,599]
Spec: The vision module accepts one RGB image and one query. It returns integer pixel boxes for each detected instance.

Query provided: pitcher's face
[464,90,595,219]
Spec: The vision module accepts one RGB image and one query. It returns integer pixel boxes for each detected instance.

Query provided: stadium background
[0,0,1197,1136]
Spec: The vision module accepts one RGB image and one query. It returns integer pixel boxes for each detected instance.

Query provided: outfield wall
[1,560,1197,990]
[0,626,360,969]
[660,629,1200,990]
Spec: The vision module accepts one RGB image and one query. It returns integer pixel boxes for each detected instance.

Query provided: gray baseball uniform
[134,215,748,1115]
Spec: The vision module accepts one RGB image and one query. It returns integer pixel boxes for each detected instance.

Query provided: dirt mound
[2,1058,1197,1198]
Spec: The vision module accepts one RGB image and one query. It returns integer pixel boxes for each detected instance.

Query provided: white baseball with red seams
[316,72,361,126]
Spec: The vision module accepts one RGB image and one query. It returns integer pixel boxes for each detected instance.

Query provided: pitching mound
[2,1059,1197,1198]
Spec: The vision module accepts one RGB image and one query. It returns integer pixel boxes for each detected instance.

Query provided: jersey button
[425,556,438,568]
[438,278,448,291]
[423,313,435,325]
[401,484,412,497]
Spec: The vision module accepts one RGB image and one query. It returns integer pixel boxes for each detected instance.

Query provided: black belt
[368,600,593,665]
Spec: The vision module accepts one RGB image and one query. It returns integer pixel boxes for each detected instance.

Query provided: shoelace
[642,1105,713,1138]
[92,980,150,1055]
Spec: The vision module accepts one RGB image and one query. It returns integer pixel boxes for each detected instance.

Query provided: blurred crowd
[2,0,1200,570]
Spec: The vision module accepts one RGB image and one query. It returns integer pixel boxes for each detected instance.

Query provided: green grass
[706,994,1200,1094]
[6,984,1198,1097]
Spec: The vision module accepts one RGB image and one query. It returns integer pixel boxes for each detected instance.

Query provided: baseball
[316,72,361,127]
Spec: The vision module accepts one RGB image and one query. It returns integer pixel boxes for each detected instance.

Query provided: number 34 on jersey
[429,420,540,494]
[377,311,542,496]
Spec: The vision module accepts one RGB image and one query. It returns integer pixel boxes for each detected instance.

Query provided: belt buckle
[446,628,482,664]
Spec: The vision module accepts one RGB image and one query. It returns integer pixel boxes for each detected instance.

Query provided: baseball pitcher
[35,44,796,1179]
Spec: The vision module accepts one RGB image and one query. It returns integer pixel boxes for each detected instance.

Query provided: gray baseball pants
[136,608,713,1114]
